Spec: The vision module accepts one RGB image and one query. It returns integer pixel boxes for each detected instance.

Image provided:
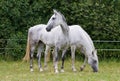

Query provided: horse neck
[60,22,69,37]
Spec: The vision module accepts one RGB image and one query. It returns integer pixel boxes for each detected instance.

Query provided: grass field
[0,60,120,81]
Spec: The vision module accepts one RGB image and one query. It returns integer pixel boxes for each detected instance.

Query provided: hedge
[0,0,120,60]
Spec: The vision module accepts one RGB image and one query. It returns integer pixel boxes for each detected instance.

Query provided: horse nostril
[46,27,50,32]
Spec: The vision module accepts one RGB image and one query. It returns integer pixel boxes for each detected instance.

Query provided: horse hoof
[72,67,77,72]
[40,68,43,72]
[61,69,65,73]
[80,66,84,71]
[30,69,33,72]
[55,70,59,74]
[73,68,77,72]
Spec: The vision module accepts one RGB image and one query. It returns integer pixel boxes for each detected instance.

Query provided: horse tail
[23,34,30,62]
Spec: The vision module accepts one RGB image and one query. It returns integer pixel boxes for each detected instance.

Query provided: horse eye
[52,17,56,20]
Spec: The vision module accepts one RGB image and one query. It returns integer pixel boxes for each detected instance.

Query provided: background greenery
[0,0,120,61]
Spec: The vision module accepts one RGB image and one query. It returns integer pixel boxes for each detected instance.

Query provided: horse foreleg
[71,46,77,72]
[30,46,35,72]
[52,49,55,67]
[61,49,67,72]
[80,56,87,71]
[44,46,51,70]
[54,47,59,73]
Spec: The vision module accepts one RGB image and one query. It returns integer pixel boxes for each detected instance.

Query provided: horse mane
[59,12,67,23]
[54,9,67,23]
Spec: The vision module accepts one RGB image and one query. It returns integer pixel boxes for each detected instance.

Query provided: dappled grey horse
[24,23,69,73]
[46,9,99,72]
[27,20,69,73]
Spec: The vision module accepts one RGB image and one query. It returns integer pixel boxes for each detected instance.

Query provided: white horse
[46,9,99,72]
[26,19,69,73]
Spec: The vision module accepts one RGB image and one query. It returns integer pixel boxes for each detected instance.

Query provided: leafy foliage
[0,0,119,60]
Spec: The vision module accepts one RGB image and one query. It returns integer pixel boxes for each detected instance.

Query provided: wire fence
[0,39,120,60]
[0,39,120,54]
[0,39,120,51]
[94,40,120,51]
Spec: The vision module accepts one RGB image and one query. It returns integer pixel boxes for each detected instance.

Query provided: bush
[5,32,26,61]
[0,0,119,60]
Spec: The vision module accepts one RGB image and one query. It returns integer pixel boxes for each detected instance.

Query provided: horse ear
[92,49,97,56]
[53,9,58,15]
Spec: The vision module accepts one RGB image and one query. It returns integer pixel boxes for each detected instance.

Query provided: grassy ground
[0,59,120,81]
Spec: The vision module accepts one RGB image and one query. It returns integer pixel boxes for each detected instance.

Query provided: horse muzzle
[46,27,51,32]
[92,65,98,72]
[46,25,53,32]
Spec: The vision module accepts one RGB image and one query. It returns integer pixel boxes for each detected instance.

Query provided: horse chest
[55,36,69,48]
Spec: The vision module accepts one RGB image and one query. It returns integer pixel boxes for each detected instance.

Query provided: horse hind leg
[71,46,77,72]
[30,45,35,72]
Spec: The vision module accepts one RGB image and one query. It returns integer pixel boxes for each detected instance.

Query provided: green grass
[0,60,120,81]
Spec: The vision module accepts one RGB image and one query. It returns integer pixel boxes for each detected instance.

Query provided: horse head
[88,49,99,72]
[46,9,67,32]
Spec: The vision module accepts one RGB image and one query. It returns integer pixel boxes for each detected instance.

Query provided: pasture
[0,60,120,81]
